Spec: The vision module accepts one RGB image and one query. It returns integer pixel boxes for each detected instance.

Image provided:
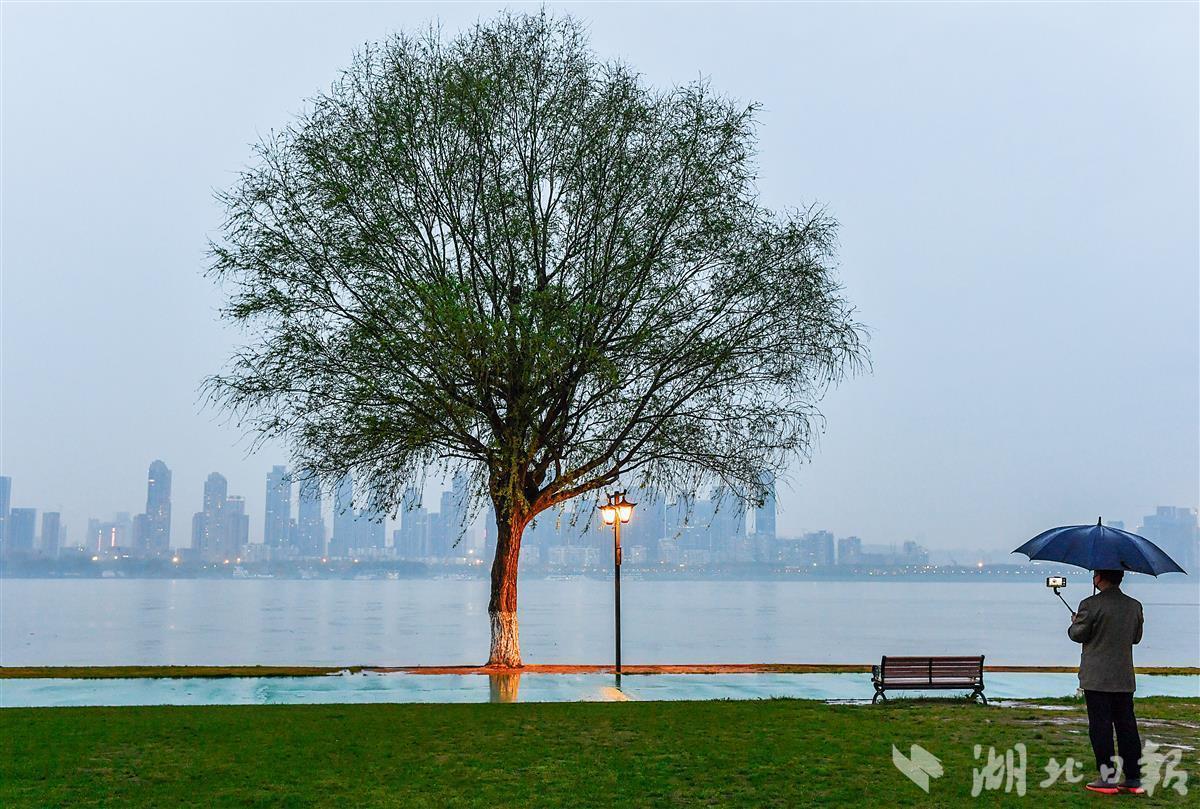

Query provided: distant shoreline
[0,563,1127,583]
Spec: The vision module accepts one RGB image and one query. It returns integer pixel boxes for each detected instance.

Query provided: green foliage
[208,11,866,527]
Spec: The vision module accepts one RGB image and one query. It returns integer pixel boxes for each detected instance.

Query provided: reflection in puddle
[488,672,521,703]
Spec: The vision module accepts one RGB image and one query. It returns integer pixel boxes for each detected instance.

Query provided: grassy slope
[2,698,1197,807]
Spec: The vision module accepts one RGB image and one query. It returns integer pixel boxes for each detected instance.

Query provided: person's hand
[1071,612,1078,622]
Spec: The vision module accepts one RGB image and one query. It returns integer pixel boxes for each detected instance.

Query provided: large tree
[209,12,866,667]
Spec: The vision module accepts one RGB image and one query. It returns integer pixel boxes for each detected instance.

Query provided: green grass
[2,698,1196,807]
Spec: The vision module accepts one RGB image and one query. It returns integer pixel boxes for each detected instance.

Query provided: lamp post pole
[614,516,622,675]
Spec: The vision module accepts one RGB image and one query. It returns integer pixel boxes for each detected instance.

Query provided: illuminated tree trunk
[487,511,523,668]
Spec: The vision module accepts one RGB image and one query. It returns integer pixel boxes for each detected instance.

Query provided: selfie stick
[1052,586,1073,613]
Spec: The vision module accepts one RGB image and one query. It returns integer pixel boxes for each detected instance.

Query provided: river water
[1,577,1196,667]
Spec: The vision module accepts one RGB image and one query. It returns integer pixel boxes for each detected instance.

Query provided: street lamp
[599,490,635,675]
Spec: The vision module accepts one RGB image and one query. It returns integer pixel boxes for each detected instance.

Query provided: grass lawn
[2,697,1196,807]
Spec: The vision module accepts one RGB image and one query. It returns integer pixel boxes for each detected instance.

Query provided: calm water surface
[1,578,1196,667]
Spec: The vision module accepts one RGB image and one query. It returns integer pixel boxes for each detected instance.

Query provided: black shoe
[1084,779,1120,795]
[1118,779,1145,795]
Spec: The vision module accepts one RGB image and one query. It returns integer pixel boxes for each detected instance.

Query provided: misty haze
[1,4,1197,807]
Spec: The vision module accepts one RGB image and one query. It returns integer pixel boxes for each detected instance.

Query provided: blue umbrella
[1013,517,1186,576]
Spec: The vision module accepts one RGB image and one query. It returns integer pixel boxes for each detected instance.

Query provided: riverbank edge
[2,663,1198,679]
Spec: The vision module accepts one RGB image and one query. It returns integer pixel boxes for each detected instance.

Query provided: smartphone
[1046,576,1067,588]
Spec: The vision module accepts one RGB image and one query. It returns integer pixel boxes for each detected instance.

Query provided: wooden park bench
[871,655,987,704]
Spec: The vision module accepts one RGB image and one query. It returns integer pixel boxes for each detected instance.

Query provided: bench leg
[872,687,887,704]
[972,688,987,706]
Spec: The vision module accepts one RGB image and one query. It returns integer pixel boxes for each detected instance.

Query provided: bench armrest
[871,665,881,682]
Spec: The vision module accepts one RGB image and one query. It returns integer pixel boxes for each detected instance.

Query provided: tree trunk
[487,510,523,668]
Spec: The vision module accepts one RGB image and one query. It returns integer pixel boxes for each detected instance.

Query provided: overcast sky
[2,2,1196,550]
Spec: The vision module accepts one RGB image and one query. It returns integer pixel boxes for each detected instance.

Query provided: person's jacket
[1068,586,1143,692]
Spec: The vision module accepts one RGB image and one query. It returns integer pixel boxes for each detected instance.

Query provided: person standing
[1068,569,1145,795]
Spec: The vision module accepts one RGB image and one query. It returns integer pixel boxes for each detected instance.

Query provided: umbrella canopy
[1013,518,1186,576]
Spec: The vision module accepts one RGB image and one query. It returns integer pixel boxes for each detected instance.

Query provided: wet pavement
[1,671,1197,707]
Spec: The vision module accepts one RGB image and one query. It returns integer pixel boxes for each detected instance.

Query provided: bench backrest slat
[879,655,984,684]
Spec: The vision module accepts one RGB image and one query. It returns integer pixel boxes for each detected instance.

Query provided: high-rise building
[638,490,667,558]
[799,530,835,566]
[7,507,36,555]
[681,497,715,552]
[84,513,132,555]
[264,466,292,549]
[837,536,862,565]
[133,460,172,556]
[145,460,172,554]
[754,472,777,541]
[900,540,929,565]
[356,499,387,550]
[203,472,227,514]
[1139,506,1199,574]
[222,496,250,560]
[0,475,11,550]
[113,512,133,551]
[437,481,461,557]
[396,486,426,559]
[297,474,326,557]
[398,495,430,560]
[40,512,62,557]
[192,472,229,561]
[707,487,746,559]
[428,511,445,558]
[331,473,356,557]
[85,518,101,553]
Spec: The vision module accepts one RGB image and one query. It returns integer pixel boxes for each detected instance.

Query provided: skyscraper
[222,496,250,560]
[799,530,835,566]
[837,536,862,565]
[331,473,356,557]
[397,487,428,559]
[146,460,172,554]
[264,465,292,549]
[436,477,464,557]
[7,508,36,555]
[192,472,228,561]
[40,512,62,557]
[1139,506,1199,574]
[707,487,746,559]
[356,486,387,551]
[297,474,326,557]
[203,472,227,514]
[134,460,172,556]
[754,472,777,541]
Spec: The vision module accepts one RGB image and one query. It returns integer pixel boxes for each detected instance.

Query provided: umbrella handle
[1053,587,1074,613]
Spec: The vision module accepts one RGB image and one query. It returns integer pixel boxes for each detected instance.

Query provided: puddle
[1,672,1195,708]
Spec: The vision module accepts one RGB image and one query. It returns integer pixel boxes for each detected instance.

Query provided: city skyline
[0,465,1195,574]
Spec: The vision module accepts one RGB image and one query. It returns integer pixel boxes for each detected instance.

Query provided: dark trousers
[1083,690,1142,781]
